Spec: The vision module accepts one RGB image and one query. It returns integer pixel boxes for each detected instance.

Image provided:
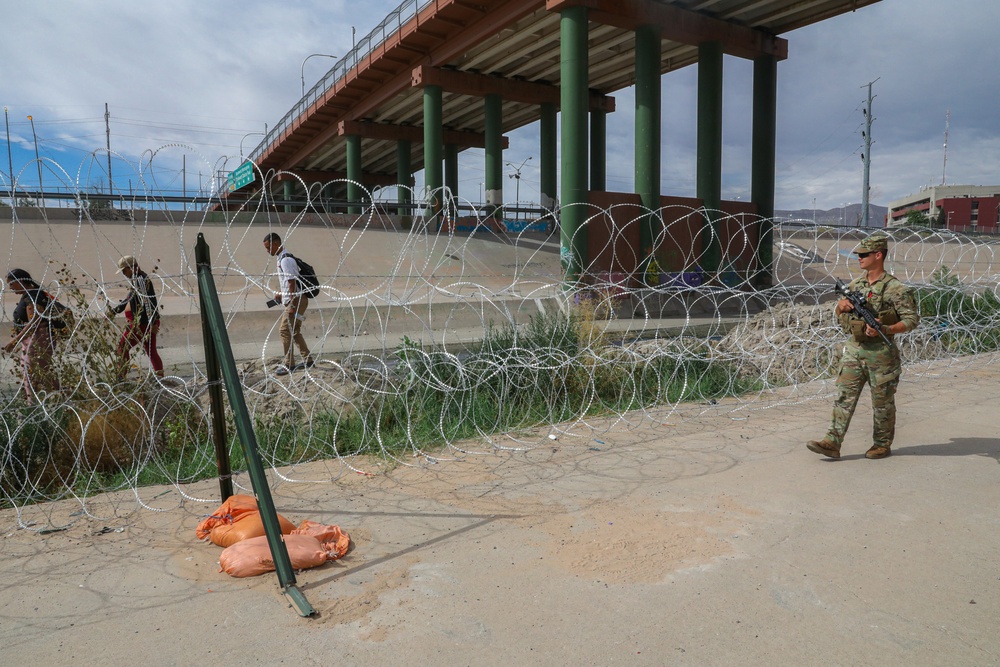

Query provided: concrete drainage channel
[0,292,758,392]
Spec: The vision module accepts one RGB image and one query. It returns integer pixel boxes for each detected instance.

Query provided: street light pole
[301,53,338,96]
[240,131,266,159]
[505,156,531,220]
[27,115,42,202]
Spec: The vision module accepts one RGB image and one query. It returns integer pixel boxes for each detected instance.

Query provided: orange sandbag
[195,495,259,540]
[195,495,296,547]
[219,534,330,578]
[291,520,352,560]
[208,512,297,548]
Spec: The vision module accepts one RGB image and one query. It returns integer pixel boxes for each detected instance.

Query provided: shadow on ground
[896,437,1000,462]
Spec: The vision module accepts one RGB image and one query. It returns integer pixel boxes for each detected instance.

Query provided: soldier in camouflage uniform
[807,232,920,460]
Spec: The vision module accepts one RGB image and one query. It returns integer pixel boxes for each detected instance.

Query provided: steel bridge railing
[247,0,435,165]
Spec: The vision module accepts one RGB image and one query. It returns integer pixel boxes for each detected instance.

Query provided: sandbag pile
[195,495,351,578]
[195,494,297,547]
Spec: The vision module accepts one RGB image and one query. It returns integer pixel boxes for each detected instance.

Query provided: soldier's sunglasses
[856,251,873,258]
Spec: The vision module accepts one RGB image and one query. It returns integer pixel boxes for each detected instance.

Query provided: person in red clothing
[108,255,163,380]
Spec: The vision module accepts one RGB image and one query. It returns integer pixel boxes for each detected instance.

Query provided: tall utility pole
[105,103,112,194]
[4,107,13,191]
[860,78,878,227]
[941,109,950,185]
[28,115,42,199]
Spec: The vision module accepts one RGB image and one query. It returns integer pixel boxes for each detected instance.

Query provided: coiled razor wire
[2,149,999,531]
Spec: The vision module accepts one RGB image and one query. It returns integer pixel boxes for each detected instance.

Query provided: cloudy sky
[2,0,997,213]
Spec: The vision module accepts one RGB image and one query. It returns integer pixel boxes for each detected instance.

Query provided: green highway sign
[227,162,255,192]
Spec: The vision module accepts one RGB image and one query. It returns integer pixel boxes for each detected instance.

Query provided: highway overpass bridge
[233,0,882,284]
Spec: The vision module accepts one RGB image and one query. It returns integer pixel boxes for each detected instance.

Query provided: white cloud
[3,0,998,209]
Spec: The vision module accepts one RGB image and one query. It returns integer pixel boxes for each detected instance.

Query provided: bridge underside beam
[273,169,398,187]
[545,0,788,61]
[337,119,507,150]
[412,66,616,113]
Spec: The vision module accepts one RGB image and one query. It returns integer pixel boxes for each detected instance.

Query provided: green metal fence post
[195,233,315,617]
[195,239,233,502]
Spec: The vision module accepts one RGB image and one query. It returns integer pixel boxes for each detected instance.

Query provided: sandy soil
[2,355,999,665]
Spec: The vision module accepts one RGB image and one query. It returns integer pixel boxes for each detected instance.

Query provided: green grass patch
[915,265,1000,355]
[2,310,761,506]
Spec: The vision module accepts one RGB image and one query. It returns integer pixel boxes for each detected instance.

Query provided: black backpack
[283,252,321,299]
[39,290,75,337]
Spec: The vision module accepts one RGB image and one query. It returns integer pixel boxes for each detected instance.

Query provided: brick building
[886,185,1000,233]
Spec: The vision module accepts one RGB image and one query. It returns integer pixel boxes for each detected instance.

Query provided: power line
[777,101,864,172]
[112,104,267,125]
[115,117,260,135]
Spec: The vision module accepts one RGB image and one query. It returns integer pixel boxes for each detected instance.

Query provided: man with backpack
[262,232,316,375]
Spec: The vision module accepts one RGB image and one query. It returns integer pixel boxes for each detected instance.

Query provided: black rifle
[833,279,893,346]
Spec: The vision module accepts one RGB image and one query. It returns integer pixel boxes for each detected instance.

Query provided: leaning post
[195,237,233,501]
[194,233,315,617]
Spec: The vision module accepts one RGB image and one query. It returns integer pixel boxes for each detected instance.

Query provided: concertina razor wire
[2,152,998,531]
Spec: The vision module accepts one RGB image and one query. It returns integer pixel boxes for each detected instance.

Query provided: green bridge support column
[540,102,557,216]
[560,5,589,282]
[323,182,336,212]
[281,180,293,214]
[396,139,412,217]
[346,134,362,215]
[590,108,606,192]
[423,84,443,216]
[635,23,661,277]
[752,54,777,288]
[484,93,503,218]
[445,143,459,220]
[697,40,723,274]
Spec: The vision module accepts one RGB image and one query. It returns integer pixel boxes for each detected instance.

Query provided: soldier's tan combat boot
[865,445,891,459]
[807,439,841,459]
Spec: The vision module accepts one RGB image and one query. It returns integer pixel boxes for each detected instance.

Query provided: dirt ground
[2,355,999,666]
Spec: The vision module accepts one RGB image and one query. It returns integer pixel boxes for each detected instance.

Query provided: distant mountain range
[774,203,888,227]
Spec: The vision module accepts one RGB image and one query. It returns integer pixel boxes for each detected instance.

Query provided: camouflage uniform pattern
[826,271,920,448]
